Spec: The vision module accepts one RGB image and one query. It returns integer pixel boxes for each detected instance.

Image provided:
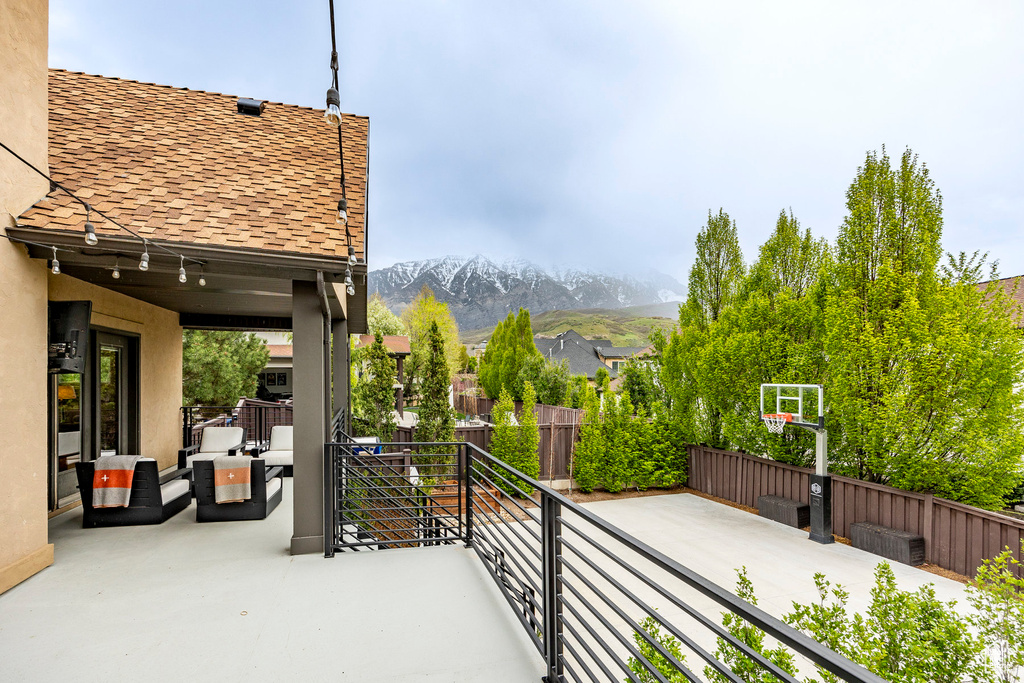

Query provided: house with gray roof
[534,330,653,380]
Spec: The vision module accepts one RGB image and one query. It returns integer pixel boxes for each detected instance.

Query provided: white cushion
[260,450,292,467]
[160,479,190,505]
[187,452,226,467]
[269,426,293,451]
[199,427,244,453]
[266,477,282,499]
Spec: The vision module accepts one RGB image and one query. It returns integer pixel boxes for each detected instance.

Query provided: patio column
[291,280,326,554]
[331,317,349,436]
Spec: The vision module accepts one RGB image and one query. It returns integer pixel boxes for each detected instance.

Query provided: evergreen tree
[573,384,603,492]
[183,331,270,406]
[352,332,398,441]
[479,308,541,400]
[401,286,460,404]
[489,387,519,496]
[515,380,541,495]
[414,321,456,483]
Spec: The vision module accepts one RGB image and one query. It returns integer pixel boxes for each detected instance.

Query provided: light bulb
[347,244,356,265]
[336,198,348,225]
[112,264,120,279]
[139,250,149,271]
[84,220,98,246]
[199,274,206,287]
[178,256,187,283]
[51,247,60,275]
[347,284,355,296]
[324,87,342,127]
[344,267,353,287]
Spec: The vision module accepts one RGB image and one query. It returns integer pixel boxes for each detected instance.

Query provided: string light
[51,246,60,275]
[139,243,150,271]
[326,0,357,262]
[324,87,342,128]
[178,255,187,283]
[347,244,357,266]
[112,258,120,279]
[336,198,348,225]
[199,268,206,287]
[83,204,98,246]
[347,283,355,296]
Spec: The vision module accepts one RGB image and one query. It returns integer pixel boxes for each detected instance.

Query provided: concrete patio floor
[0,480,544,682]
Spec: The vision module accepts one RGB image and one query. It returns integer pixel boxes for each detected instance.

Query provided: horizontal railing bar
[558,651,594,683]
[330,535,458,550]
[468,541,545,657]
[469,500,544,582]
[558,552,717,683]
[469,514,544,596]
[469,484,543,545]
[470,456,543,504]
[470,470,543,525]
[558,515,800,682]
[471,527,544,610]
[558,606,629,683]
[559,538,747,682]
[557,577,680,683]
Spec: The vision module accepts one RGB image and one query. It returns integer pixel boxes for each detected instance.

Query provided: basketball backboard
[760,383,824,430]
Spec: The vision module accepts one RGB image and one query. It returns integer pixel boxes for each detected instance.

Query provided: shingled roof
[17,70,367,260]
[979,276,1024,327]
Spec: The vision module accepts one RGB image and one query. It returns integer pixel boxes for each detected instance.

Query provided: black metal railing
[182,401,293,449]
[324,438,883,683]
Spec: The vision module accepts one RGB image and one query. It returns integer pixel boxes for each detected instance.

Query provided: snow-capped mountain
[369,255,685,329]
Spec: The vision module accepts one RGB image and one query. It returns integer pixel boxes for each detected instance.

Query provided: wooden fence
[394,421,579,481]
[687,444,1024,578]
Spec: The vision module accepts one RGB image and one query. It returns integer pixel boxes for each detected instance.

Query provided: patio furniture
[76,459,193,528]
[193,458,284,522]
[352,435,382,455]
[251,425,293,476]
[177,426,246,469]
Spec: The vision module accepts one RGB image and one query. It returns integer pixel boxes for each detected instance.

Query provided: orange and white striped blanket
[92,455,143,508]
[213,456,253,503]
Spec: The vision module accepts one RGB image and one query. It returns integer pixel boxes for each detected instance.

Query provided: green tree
[414,321,456,483]
[367,292,405,336]
[519,355,572,406]
[823,148,1024,505]
[352,332,397,440]
[573,384,603,492]
[489,387,519,496]
[401,286,460,404]
[182,330,269,406]
[620,356,661,416]
[478,308,541,400]
[967,544,1024,683]
[628,614,689,682]
[514,381,541,495]
[688,208,746,324]
[594,366,611,395]
[744,209,828,300]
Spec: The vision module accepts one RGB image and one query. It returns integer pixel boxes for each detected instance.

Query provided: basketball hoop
[762,412,793,434]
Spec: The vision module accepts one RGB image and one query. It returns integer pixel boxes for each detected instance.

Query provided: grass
[461,305,679,346]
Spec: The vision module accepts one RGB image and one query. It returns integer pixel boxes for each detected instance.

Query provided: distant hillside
[462,304,679,346]
[369,255,684,330]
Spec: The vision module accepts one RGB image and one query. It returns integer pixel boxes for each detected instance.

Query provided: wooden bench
[850,522,925,566]
[757,495,809,528]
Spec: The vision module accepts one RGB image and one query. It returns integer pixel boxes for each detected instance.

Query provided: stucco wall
[0,0,52,594]
[49,275,184,469]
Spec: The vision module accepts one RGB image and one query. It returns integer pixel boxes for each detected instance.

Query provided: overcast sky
[49,1,1024,283]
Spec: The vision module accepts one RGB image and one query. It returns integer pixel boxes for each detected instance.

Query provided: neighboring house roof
[18,69,368,260]
[354,335,411,357]
[536,330,617,379]
[979,276,1024,327]
[266,344,293,359]
[595,346,651,359]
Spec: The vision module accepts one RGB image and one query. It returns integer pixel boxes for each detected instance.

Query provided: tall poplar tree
[414,321,456,483]
[686,209,745,324]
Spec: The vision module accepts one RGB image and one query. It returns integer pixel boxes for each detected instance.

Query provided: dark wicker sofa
[193,459,284,522]
[76,460,193,528]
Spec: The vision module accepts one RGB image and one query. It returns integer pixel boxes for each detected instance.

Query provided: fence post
[923,493,934,564]
[464,444,473,548]
[542,493,563,682]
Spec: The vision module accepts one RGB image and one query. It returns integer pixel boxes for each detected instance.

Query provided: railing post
[464,444,473,548]
[542,493,563,682]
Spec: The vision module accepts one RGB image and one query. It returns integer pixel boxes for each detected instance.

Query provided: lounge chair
[251,425,292,476]
[76,459,192,528]
[192,458,284,522]
[177,426,246,469]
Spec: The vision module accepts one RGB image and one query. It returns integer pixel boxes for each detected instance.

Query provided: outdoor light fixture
[324,87,342,127]
[344,267,353,287]
[50,246,60,275]
[112,259,120,280]
[336,198,348,225]
[199,268,206,287]
[347,244,356,265]
[347,284,355,296]
[178,256,187,284]
[83,205,98,246]
[139,243,150,271]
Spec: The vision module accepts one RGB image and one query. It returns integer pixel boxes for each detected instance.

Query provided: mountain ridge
[368,255,685,330]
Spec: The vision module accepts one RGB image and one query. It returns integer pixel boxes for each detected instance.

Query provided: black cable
[327,0,352,249]
[0,139,204,266]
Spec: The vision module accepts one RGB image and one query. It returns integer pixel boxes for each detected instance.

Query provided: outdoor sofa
[192,458,284,522]
[178,426,246,469]
[76,459,193,528]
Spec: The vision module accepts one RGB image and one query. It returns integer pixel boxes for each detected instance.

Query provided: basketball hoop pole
[801,423,832,545]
